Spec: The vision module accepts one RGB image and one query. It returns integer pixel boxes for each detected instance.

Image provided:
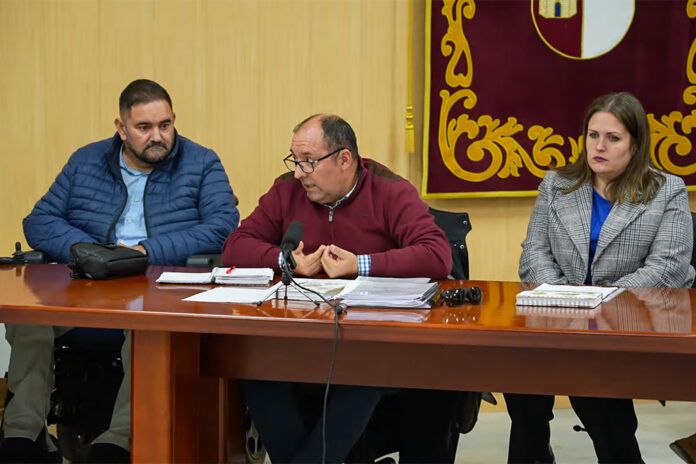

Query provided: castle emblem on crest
[532,0,634,59]
[538,0,577,19]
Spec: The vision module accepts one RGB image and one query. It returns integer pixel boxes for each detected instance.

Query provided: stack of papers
[516,283,624,309]
[214,268,274,285]
[342,309,430,323]
[183,285,279,304]
[157,267,274,286]
[177,276,438,309]
[277,278,353,303]
[336,277,439,308]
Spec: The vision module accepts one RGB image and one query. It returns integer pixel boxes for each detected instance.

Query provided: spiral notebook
[515,303,603,318]
[516,289,602,308]
[515,283,623,309]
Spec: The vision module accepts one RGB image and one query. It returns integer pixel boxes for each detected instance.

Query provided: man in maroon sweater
[222,114,452,463]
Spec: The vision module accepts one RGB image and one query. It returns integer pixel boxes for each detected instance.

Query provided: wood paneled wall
[1,0,693,281]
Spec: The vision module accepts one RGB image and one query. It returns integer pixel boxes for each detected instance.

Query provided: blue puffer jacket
[23,133,240,265]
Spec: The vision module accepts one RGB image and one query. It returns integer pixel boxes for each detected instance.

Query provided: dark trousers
[347,389,461,464]
[504,393,642,464]
[504,393,555,464]
[242,380,390,464]
[397,389,461,464]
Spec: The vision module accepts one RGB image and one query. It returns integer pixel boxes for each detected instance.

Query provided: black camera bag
[69,243,148,279]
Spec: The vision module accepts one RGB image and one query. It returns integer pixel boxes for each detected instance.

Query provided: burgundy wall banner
[422,0,696,198]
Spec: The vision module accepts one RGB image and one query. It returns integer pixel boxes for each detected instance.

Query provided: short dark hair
[558,91,664,203]
[119,79,172,116]
[294,114,359,159]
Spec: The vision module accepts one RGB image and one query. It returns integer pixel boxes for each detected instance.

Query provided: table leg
[131,331,201,462]
[198,377,234,463]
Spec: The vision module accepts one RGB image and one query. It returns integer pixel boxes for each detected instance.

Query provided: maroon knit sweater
[222,158,451,279]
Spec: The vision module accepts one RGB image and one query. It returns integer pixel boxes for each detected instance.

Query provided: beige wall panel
[0,0,408,255]
[0,1,101,248]
[204,0,282,215]
[188,0,409,218]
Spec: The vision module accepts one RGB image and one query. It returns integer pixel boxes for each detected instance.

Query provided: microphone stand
[280,251,296,300]
[279,251,346,313]
[276,261,347,464]
[277,251,347,464]
[280,251,335,308]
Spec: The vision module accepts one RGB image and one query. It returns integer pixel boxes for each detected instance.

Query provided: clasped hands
[291,242,358,278]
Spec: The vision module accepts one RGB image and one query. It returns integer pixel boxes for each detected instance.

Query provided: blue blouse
[586,189,613,284]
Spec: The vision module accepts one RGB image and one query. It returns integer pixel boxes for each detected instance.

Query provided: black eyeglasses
[283,147,346,174]
[440,286,482,306]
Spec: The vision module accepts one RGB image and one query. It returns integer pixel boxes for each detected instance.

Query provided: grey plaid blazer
[519,170,695,288]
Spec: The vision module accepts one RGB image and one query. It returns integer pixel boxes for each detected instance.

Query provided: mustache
[146,141,167,150]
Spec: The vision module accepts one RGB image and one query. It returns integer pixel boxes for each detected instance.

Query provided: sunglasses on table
[440,286,483,306]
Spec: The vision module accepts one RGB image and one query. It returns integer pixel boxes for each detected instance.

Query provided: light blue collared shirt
[113,147,150,246]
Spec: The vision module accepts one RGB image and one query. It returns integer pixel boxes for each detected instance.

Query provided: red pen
[226,266,236,274]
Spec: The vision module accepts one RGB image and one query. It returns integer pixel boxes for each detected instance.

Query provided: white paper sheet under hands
[183,283,281,304]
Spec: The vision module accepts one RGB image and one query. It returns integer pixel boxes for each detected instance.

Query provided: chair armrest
[24,250,47,264]
[0,243,46,264]
[186,254,222,268]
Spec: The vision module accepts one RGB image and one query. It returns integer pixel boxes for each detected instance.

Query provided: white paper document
[183,283,281,304]
[179,276,439,308]
[342,309,431,323]
[355,276,432,284]
[277,278,353,303]
[272,277,432,304]
[156,271,214,285]
[157,267,274,286]
[336,278,439,308]
[214,267,274,285]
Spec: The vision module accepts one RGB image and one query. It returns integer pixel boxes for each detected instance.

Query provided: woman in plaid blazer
[505,92,695,464]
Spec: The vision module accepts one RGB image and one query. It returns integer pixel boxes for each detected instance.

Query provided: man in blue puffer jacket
[1,79,239,463]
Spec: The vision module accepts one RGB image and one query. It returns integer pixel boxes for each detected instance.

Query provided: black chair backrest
[428,208,472,280]
[691,212,696,288]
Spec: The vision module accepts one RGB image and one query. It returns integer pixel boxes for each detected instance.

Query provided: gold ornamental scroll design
[438,90,579,181]
[648,0,696,177]
[649,110,696,176]
[437,0,579,184]
[435,0,696,186]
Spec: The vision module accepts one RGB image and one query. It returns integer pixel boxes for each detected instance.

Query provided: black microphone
[280,221,303,285]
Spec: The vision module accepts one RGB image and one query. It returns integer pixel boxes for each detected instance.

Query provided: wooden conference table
[0,264,695,462]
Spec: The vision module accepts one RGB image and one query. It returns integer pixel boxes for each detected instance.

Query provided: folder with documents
[336,278,440,308]
[157,268,274,286]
